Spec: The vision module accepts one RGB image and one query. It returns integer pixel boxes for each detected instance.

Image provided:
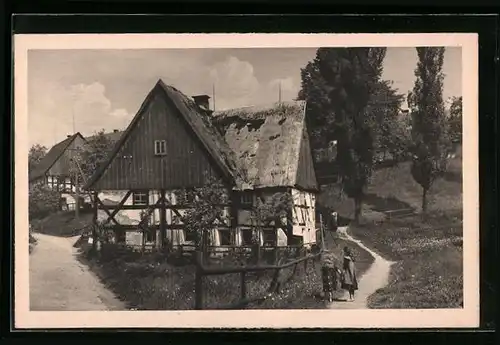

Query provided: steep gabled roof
[212,101,318,191]
[83,79,247,190]
[29,132,85,182]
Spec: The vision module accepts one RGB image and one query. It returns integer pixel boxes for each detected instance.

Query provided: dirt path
[29,233,126,311]
[328,227,395,309]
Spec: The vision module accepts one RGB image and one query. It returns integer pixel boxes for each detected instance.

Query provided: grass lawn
[318,156,463,221]
[350,212,463,309]
[31,211,93,237]
[77,230,374,310]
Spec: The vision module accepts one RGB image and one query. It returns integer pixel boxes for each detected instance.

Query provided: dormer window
[154,140,167,156]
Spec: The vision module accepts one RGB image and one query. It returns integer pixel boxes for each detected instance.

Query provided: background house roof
[29,133,84,182]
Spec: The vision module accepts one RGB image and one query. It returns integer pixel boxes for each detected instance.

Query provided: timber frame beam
[95,190,132,226]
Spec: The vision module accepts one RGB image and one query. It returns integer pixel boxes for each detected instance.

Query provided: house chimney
[113,129,119,133]
[192,95,211,112]
[67,135,72,138]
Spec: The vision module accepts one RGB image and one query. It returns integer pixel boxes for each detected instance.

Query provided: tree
[28,144,47,172]
[408,47,451,214]
[370,81,407,161]
[250,192,295,263]
[448,96,463,143]
[298,47,387,223]
[73,129,114,184]
[177,175,230,257]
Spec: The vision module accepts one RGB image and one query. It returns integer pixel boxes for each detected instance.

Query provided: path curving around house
[29,233,126,311]
[328,227,395,309]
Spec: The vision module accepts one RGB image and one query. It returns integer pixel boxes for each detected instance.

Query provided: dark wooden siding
[93,91,222,190]
[47,135,86,176]
[295,125,318,191]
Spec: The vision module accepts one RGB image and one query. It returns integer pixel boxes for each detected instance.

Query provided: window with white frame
[154,140,167,156]
[133,191,149,206]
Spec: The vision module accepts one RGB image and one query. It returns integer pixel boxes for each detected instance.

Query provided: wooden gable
[295,123,319,192]
[90,87,224,191]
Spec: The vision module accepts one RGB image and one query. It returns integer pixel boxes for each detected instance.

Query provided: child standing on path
[341,246,358,302]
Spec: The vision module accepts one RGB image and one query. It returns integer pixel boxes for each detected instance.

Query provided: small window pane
[241,193,253,205]
[154,140,167,155]
[133,192,149,205]
[219,230,231,246]
[185,230,197,242]
[241,229,253,245]
[263,230,277,246]
[145,230,156,243]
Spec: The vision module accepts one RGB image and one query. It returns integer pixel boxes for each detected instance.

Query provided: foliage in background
[29,183,61,220]
[28,144,48,172]
[72,129,114,184]
[370,81,409,161]
[448,96,463,143]
[298,47,387,223]
[408,47,451,214]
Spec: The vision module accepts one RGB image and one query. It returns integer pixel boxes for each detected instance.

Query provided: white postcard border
[14,33,479,329]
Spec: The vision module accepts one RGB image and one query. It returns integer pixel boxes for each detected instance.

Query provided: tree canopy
[448,96,463,143]
[298,47,389,222]
[28,144,48,172]
[408,47,450,213]
[72,129,115,184]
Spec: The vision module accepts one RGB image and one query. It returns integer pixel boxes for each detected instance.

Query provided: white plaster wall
[96,190,141,225]
[95,188,312,248]
[61,193,75,204]
[291,189,317,245]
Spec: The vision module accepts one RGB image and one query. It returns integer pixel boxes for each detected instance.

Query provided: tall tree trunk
[421,187,428,214]
[353,195,363,225]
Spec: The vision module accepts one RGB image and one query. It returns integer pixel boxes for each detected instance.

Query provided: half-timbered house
[29,132,86,210]
[83,79,319,250]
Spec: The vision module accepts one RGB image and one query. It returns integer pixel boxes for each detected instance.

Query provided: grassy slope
[350,214,463,308]
[319,157,463,221]
[318,156,464,309]
[31,211,93,237]
[78,231,374,310]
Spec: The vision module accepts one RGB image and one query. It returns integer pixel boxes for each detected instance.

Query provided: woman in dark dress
[341,246,358,302]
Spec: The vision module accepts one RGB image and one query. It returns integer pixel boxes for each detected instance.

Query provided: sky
[28,47,462,148]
